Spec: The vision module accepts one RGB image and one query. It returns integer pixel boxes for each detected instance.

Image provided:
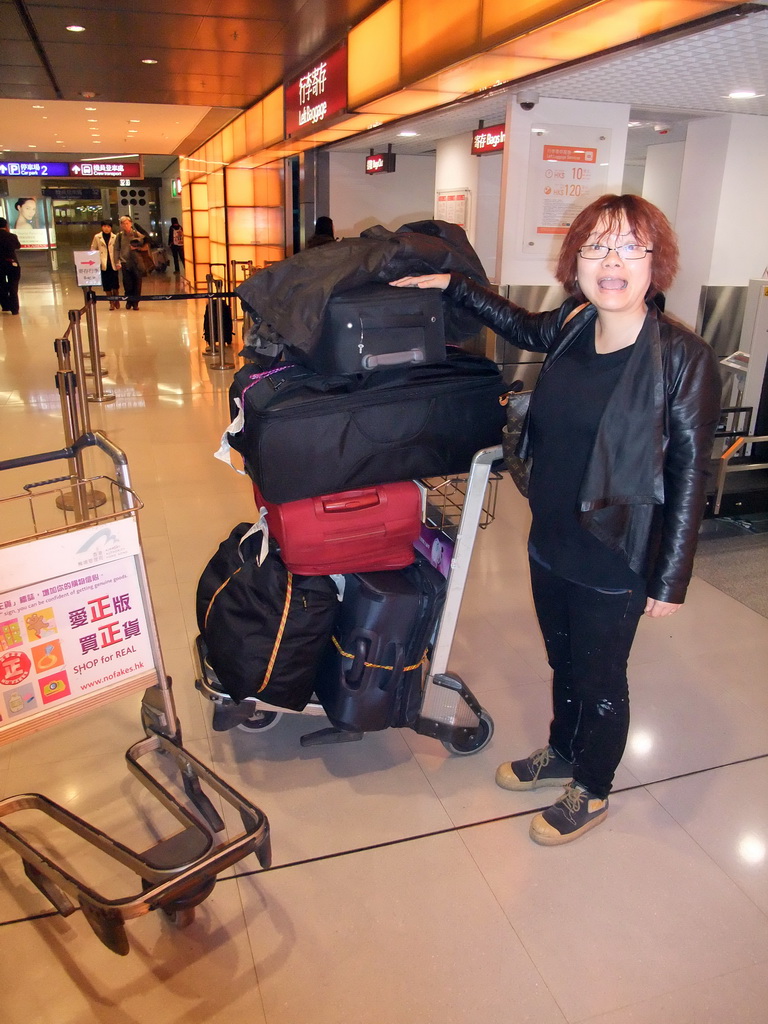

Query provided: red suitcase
[252,481,421,575]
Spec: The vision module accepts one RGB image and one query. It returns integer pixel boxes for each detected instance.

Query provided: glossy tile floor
[1,263,768,1024]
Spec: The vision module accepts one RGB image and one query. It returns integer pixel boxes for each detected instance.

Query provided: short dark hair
[101,220,112,228]
[555,194,679,300]
[0,217,7,229]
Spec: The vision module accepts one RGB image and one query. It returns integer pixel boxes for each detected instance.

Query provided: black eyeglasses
[578,243,653,260]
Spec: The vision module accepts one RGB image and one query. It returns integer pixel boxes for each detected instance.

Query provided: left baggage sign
[74,250,102,287]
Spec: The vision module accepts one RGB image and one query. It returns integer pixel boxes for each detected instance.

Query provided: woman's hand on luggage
[389,274,450,290]
[644,597,681,618]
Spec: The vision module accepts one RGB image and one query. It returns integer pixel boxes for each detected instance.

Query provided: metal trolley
[195,445,503,755]
[0,432,271,956]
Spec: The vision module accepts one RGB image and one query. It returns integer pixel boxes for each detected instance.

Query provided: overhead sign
[285,42,347,139]
[70,160,143,178]
[0,159,143,178]
[365,152,396,175]
[0,161,70,177]
[43,188,101,200]
[74,251,102,287]
[472,124,505,156]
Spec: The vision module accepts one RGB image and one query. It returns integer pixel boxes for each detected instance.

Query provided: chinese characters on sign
[0,160,143,178]
[0,518,156,739]
[285,43,347,139]
[365,152,396,174]
[523,125,611,256]
[471,125,505,156]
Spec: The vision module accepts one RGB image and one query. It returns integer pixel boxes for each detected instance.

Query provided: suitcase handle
[362,349,425,370]
[321,492,380,513]
[345,638,369,687]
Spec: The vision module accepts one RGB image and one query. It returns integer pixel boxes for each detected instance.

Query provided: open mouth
[598,277,627,290]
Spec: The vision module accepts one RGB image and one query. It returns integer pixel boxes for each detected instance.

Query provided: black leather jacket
[447,274,722,604]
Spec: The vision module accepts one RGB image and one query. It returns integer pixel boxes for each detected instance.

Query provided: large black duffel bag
[196,522,339,708]
[220,350,506,504]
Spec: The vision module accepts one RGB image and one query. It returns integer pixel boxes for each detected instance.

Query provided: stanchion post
[68,311,92,432]
[53,341,88,521]
[214,278,234,371]
[83,290,115,403]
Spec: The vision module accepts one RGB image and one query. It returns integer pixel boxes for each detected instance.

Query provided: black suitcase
[204,299,234,346]
[312,283,445,373]
[225,351,507,503]
[313,556,447,732]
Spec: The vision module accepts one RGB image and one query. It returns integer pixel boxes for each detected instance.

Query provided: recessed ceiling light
[28,144,37,148]
[398,131,419,137]
[727,90,763,99]
[129,119,141,123]
[141,59,158,65]
[87,119,98,123]
[85,106,97,111]
[33,104,44,109]
[66,25,85,32]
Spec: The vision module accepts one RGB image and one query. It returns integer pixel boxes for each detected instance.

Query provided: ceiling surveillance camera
[518,90,539,111]
[654,123,670,135]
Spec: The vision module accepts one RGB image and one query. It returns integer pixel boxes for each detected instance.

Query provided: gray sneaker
[529,782,608,845]
[495,746,573,791]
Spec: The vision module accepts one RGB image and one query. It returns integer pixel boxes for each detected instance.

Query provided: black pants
[530,557,646,799]
[0,260,21,314]
[170,244,184,272]
[122,268,142,309]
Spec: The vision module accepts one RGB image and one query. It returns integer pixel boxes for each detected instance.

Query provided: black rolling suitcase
[204,299,234,348]
[313,555,447,732]
[312,282,446,373]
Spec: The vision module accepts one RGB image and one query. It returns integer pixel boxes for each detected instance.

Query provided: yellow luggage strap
[331,635,428,673]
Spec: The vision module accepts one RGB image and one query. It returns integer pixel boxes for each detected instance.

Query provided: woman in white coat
[90,221,120,309]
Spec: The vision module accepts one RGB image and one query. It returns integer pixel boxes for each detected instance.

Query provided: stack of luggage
[197,223,507,737]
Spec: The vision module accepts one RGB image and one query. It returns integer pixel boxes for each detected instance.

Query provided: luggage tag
[237,510,269,566]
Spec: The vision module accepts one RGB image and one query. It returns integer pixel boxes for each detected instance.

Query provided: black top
[528,320,644,591]
[0,230,21,260]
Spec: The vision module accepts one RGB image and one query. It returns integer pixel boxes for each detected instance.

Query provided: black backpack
[196,522,339,708]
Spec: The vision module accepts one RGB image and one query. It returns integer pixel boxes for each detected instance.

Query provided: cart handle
[0,431,132,498]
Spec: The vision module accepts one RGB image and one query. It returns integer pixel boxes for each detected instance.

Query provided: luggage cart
[194,445,503,755]
[0,432,271,956]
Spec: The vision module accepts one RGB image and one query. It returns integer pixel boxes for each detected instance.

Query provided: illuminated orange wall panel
[227,166,256,207]
[245,103,264,152]
[262,87,284,147]
[348,0,401,108]
[400,0,481,80]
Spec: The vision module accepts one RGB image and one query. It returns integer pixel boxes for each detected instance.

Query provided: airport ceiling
[0,0,766,170]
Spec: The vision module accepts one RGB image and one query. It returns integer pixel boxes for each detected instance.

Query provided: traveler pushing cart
[0,432,271,956]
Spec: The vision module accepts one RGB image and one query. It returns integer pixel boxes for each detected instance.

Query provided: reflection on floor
[1,265,768,1024]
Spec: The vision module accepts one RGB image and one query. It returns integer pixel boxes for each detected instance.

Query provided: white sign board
[74,250,102,287]
[435,189,470,230]
[0,516,158,744]
[522,126,611,257]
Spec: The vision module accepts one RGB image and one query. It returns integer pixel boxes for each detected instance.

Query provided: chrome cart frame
[194,445,503,755]
[0,432,271,956]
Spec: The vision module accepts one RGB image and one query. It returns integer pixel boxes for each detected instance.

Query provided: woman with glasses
[390,194,721,845]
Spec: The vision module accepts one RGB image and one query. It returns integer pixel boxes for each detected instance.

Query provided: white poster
[0,517,157,740]
[522,126,611,257]
[435,189,470,230]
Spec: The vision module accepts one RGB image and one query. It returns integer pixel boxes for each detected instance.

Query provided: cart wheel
[236,709,282,732]
[163,906,196,928]
[442,710,494,755]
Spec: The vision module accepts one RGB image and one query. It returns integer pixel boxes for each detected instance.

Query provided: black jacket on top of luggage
[235,220,489,365]
[313,555,447,732]
[312,282,445,374]
[225,350,507,503]
[196,523,339,708]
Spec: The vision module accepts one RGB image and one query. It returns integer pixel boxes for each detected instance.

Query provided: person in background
[90,220,120,310]
[0,217,21,315]
[305,215,336,249]
[113,216,143,309]
[13,197,38,231]
[391,193,722,846]
[122,237,148,311]
[168,217,185,273]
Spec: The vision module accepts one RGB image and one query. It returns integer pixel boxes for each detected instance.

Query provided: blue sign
[0,161,71,177]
